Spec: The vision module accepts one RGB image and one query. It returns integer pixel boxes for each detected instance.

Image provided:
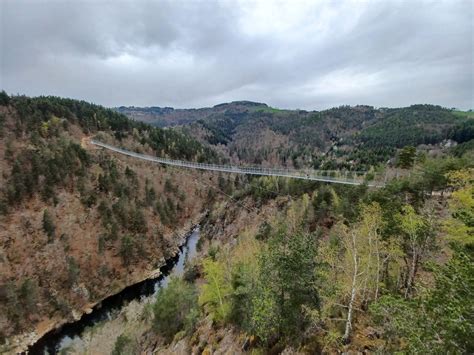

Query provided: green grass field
[452,110,474,119]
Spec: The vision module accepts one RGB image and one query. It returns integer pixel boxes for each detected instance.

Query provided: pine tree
[42,209,55,242]
[251,227,319,342]
[120,235,135,266]
[397,146,417,169]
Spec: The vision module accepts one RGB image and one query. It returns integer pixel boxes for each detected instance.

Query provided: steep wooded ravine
[0,94,223,352]
[1,93,473,354]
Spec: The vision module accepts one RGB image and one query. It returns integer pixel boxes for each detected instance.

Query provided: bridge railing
[91,140,385,187]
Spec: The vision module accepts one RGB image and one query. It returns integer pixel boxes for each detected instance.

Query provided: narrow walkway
[91,140,385,187]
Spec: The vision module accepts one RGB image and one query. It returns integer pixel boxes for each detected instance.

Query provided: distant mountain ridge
[116,101,272,127]
[118,102,474,170]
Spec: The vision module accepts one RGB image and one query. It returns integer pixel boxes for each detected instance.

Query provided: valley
[0,93,473,354]
[0,94,222,353]
[0,0,474,355]
[30,226,202,354]
[1,2,472,353]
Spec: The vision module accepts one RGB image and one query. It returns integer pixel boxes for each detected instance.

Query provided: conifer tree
[42,209,55,242]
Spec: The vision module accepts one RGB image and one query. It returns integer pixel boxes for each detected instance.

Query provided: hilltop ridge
[119,102,473,170]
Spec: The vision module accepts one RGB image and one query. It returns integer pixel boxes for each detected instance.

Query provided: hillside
[2,0,471,352]
[1,93,473,354]
[40,132,474,354]
[121,102,473,170]
[0,93,225,352]
[116,101,268,128]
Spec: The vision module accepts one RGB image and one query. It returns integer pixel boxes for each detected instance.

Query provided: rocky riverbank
[3,213,205,354]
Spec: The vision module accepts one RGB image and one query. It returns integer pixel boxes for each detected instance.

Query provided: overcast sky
[1,0,472,110]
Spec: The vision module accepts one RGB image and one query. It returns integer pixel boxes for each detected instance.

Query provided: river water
[29,226,201,354]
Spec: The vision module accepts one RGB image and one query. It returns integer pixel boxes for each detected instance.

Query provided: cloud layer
[1,0,472,109]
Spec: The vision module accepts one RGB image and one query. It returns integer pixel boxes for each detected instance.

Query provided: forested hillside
[0,92,223,352]
[116,101,267,128]
[106,100,473,354]
[126,141,473,354]
[2,0,470,352]
[121,102,473,171]
[1,92,473,354]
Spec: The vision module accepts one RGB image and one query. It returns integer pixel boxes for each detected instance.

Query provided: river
[28,226,201,354]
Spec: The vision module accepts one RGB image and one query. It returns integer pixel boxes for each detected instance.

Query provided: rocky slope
[0,94,223,352]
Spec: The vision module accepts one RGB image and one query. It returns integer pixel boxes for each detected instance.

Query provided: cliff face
[0,96,221,352]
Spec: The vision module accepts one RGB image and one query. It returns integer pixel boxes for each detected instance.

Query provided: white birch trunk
[344,231,358,342]
[404,246,417,298]
[374,238,381,301]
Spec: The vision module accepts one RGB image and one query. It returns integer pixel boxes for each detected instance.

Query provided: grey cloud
[0,0,472,110]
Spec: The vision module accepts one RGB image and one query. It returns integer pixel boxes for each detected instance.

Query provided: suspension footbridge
[91,140,386,187]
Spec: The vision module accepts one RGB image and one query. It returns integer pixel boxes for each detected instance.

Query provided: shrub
[119,235,136,266]
[153,276,199,342]
[111,334,135,355]
[66,256,80,286]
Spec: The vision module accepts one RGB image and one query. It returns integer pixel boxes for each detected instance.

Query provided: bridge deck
[91,140,385,187]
